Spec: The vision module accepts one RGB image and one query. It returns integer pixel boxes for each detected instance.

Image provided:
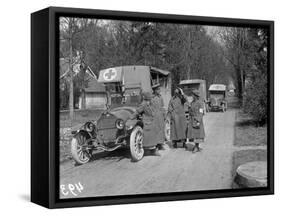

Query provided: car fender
[126,119,143,130]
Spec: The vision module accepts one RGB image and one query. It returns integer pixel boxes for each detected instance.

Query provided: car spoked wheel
[130,126,144,161]
[71,133,91,165]
[165,118,171,142]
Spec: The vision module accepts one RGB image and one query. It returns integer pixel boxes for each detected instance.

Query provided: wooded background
[59,18,268,124]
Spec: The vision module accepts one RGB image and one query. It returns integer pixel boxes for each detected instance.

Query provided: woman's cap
[142,92,153,100]
[192,89,200,97]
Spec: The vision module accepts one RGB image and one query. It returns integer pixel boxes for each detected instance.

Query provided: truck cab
[208,84,227,112]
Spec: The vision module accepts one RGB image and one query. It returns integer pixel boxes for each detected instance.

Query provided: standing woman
[167,87,187,148]
[131,92,160,156]
[152,83,166,148]
[187,89,205,153]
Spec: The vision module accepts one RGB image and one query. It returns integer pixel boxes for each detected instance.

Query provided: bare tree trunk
[236,67,242,99]
[187,64,191,79]
[80,61,86,110]
[68,21,74,123]
[81,91,86,109]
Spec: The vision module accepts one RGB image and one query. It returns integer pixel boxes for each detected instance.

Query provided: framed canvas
[31,6,274,208]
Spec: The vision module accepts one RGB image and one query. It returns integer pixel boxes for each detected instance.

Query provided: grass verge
[232,110,267,188]
[234,111,267,147]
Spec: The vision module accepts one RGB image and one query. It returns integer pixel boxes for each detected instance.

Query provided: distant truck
[178,79,208,118]
[208,84,227,112]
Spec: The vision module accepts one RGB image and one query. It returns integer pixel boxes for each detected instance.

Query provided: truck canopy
[209,84,226,91]
[179,79,206,85]
[98,65,170,93]
[98,65,171,109]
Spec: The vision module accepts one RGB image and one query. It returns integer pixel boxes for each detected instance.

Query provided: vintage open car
[71,66,171,164]
[207,84,227,112]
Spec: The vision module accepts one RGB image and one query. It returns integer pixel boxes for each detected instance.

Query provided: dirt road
[60,109,236,198]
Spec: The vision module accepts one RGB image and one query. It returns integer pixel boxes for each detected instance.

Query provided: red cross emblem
[103,68,117,81]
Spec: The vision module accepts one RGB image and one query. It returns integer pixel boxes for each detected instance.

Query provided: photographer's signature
[60,182,84,197]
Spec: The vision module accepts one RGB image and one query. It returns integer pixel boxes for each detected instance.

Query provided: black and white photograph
[1,0,281,213]
[58,16,270,199]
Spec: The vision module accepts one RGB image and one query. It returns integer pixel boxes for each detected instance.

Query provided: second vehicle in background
[208,84,227,112]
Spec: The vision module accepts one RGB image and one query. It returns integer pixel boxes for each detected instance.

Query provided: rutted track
[60,109,237,198]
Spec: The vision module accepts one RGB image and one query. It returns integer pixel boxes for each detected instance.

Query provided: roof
[179,79,206,85]
[60,58,105,93]
[209,84,226,91]
[150,66,170,76]
[85,77,106,93]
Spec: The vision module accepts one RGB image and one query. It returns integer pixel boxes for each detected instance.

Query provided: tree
[60,17,88,122]
[218,27,249,98]
[243,28,268,124]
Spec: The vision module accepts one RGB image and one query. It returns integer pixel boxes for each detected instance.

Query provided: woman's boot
[172,141,177,149]
[151,147,161,156]
[192,143,200,153]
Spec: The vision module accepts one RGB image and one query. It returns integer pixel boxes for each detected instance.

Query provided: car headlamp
[85,122,95,132]
[115,119,125,129]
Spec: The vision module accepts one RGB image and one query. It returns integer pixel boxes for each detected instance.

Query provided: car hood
[108,106,136,121]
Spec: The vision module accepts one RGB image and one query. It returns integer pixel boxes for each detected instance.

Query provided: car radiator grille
[210,98,220,106]
[97,114,118,142]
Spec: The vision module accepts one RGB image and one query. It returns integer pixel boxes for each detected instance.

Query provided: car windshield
[105,83,141,108]
[105,82,122,93]
[209,91,225,99]
[180,83,200,96]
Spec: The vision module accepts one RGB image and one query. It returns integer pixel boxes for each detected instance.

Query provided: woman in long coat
[152,84,165,145]
[131,92,160,156]
[187,89,205,153]
[167,88,187,148]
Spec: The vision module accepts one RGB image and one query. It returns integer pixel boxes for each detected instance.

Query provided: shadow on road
[90,148,131,162]
[75,147,163,165]
[18,194,30,202]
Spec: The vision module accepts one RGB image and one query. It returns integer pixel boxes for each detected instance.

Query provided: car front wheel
[71,132,91,165]
[129,126,144,162]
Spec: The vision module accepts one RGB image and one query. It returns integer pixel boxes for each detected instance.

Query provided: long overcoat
[168,95,187,141]
[152,94,165,144]
[133,101,158,148]
[187,99,205,142]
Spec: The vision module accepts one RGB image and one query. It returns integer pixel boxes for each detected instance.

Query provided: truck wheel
[71,132,91,165]
[130,126,144,162]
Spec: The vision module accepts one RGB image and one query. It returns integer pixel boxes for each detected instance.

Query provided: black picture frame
[31,6,274,208]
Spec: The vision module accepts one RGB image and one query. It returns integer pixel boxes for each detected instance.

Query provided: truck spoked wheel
[130,126,144,162]
[71,133,91,165]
